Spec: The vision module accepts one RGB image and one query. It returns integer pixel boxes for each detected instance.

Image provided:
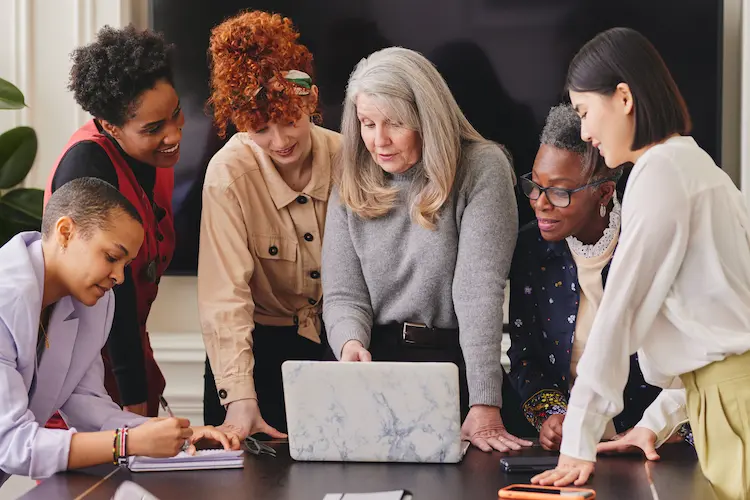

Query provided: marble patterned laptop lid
[282,361,464,463]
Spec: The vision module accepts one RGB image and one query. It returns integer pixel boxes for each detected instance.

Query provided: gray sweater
[321,141,518,407]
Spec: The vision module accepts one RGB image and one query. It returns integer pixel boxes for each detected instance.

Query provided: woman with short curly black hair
[44,24,183,421]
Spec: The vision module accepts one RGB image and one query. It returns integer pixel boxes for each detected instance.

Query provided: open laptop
[282,361,467,463]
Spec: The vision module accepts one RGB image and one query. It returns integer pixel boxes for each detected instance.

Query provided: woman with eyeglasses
[530,28,750,498]
[509,104,691,452]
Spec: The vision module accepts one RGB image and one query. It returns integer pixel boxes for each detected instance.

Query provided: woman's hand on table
[185,425,242,455]
[340,340,372,362]
[597,426,660,460]
[531,454,595,486]
[532,426,660,486]
[461,404,533,452]
[217,398,287,441]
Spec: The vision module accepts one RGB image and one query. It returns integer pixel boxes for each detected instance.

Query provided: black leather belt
[374,322,460,349]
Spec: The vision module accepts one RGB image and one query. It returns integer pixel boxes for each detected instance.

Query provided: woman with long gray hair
[322,47,533,451]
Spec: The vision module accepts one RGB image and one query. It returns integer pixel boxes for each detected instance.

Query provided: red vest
[44,120,174,416]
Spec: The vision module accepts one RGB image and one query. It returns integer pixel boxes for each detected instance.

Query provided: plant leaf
[0,187,44,221]
[0,217,34,246]
[0,126,37,189]
[0,188,42,246]
[0,78,26,109]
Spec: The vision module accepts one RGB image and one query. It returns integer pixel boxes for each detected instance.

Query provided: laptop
[282,361,466,463]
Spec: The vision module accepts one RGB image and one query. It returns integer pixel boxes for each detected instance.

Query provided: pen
[159,395,191,453]
[158,395,175,418]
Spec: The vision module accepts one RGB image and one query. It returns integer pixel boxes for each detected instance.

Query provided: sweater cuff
[560,405,608,462]
[329,322,371,360]
[467,372,503,408]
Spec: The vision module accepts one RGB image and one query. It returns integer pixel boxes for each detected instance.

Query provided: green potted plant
[0,77,41,245]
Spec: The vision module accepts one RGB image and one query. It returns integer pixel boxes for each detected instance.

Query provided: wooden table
[20,442,715,499]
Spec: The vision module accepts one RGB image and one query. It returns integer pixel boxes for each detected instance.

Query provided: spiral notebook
[127,449,245,472]
[323,492,413,500]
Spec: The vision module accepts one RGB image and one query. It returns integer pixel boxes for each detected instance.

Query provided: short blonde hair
[337,47,488,229]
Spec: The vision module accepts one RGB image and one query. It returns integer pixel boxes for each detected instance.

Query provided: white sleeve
[560,155,691,461]
[635,387,689,447]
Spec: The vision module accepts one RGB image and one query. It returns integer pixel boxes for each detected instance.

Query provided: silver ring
[181,439,190,452]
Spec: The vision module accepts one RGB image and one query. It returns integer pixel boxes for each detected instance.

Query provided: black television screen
[151,0,723,274]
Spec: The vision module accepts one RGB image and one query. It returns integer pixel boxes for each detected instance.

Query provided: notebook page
[132,449,243,464]
[322,492,410,500]
[128,449,244,472]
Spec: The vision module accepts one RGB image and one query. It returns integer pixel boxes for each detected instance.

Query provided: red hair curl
[207,10,318,137]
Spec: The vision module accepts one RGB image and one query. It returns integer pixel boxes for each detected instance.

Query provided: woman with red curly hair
[198,10,341,439]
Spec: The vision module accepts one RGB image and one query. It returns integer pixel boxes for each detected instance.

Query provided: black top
[507,222,662,433]
[51,128,156,405]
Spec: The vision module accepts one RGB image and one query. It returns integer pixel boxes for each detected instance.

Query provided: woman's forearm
[67,431,117,470]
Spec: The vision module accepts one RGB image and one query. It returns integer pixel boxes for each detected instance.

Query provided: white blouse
[561,135,750,462]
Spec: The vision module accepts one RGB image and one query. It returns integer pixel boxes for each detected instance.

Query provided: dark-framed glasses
[519,173,617,208]
[244,436,277,457]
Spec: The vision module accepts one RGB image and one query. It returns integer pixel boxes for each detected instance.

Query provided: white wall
[0,1,204,432]
[0,0,143,186]
[0,4,144,500]
[0,0,747,450]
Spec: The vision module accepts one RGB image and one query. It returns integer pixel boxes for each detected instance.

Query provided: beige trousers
[682,350,750,500]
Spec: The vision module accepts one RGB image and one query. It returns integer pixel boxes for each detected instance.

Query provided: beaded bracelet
[118,427,129,466]
[112,428,120,465]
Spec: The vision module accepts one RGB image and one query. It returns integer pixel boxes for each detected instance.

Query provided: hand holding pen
[158,394,190,452]
[158,394,241,453]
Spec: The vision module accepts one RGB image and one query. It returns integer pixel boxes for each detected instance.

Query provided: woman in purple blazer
[0,178,238,487]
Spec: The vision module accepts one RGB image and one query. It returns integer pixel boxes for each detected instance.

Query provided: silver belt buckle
[402,322,427,344]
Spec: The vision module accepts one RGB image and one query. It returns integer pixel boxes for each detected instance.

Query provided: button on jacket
[199,125,341,405]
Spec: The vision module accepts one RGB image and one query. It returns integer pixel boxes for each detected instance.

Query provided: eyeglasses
[244,436,277,457]
[519,173,617,208]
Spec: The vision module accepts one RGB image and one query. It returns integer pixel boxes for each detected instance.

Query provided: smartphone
[498,484,596,499]
[499,456,560,473]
